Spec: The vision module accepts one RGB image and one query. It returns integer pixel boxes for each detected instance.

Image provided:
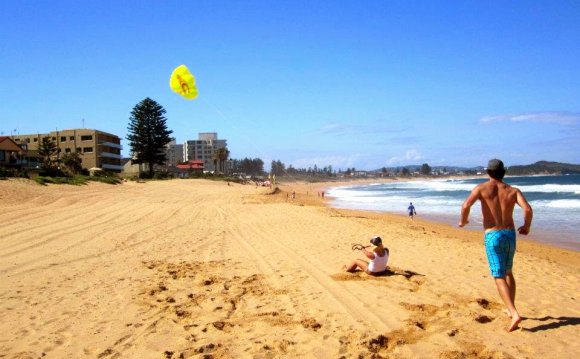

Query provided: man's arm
[459,187,480,227]
[516,189,533,235]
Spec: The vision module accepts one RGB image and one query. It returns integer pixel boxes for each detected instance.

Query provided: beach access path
[0,178,578,358]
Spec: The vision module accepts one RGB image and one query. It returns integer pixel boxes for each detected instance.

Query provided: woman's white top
[368,251,388,273]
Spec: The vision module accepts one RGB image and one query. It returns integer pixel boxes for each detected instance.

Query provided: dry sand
[0,178,578,358]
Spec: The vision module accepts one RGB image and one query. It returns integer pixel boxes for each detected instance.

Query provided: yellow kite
[169,65,198,99]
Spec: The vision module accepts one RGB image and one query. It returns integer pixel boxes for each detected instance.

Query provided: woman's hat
[370,236,382,246]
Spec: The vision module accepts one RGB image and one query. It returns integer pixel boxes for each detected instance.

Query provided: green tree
[230,157,264,176]
[212,147,230,174]
[38,136,58,174]
[61,152,83,175]
[126,98,173,178]
[401,167,410,176]
[271,160,286,176]
[212,151,219,173]
[217,147,230,174]
[420,163,432,175]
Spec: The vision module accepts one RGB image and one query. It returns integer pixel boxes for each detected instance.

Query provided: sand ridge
[0,178,578,358]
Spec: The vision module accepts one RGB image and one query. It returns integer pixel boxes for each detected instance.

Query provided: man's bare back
[459,178,532,235]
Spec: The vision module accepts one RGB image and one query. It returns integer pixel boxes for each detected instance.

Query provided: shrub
[34,174,120,186]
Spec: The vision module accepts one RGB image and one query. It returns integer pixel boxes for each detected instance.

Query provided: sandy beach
[0,178,578,359]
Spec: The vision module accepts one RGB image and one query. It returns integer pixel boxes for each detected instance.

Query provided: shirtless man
[458,159,533,332]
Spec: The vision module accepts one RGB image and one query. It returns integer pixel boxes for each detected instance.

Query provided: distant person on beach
[458,159,533,332]
[408,202,416,220]
[344,236,389,275]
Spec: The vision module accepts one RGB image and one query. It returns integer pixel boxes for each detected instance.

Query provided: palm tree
[217,147,230,175]
[212,147,230,174]
[212,151,220,173]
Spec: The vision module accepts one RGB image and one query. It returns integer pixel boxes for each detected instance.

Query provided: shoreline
[275,179,580,262]
[293,176,579,252]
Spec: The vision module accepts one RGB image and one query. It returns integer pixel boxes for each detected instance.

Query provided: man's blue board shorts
[484,229,516,278]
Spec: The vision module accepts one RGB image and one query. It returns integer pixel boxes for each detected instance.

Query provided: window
[60,136,66,142]
[83,147,93,153]
[52,137,56,141]
[33,138,38,142]
[65,148,71,153]
[25,138,30,143]
[81,135,93,141]
[69,136,74,141]
[76,147,82,152]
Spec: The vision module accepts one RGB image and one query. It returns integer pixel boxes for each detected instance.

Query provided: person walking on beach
[345,236,389,275]
[408,202,416,220]
[458,159,533,332]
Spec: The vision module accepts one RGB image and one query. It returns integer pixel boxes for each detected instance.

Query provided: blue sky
[1,1,579,170]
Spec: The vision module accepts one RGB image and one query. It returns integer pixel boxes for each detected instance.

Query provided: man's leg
[494,276,522,332]
[506,269,516,303]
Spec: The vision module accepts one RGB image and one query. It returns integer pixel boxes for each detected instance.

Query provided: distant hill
[507,161,580,175]
[374,161,580,176]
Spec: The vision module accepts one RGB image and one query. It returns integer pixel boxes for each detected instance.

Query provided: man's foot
[507,314,522,332]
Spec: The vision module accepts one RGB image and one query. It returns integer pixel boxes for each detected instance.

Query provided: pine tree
[126,98,173,178]
[38,136,58,174]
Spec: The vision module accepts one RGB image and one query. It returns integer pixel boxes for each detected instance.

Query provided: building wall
[165,141,184,167]
[183,133,227,172]
[12,129,123,172]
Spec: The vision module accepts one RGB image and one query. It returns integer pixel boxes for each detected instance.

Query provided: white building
[183,133,227,172]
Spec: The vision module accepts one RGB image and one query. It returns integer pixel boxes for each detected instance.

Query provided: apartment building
[165,140,184,167]
[12,129,123,172]
[183,132,227,172]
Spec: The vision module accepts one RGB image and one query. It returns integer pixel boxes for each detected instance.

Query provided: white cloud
[320,123,344,133]
[480,111,580,125]
[386,149,423,165]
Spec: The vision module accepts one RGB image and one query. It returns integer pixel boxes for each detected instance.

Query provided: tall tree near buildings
[38,136,58,174]
[271,160,285,176]
[126,98,173,178]
[211,148,224,173]
[216,147,230,174]
[61,152,83,176]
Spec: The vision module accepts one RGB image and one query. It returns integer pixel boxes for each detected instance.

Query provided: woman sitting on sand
[345,236,389,275]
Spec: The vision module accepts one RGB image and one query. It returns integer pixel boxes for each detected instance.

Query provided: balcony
[99,151,122,159]
[99,141,123,149]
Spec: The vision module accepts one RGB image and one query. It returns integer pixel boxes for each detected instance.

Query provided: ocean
[326,175,580,251]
